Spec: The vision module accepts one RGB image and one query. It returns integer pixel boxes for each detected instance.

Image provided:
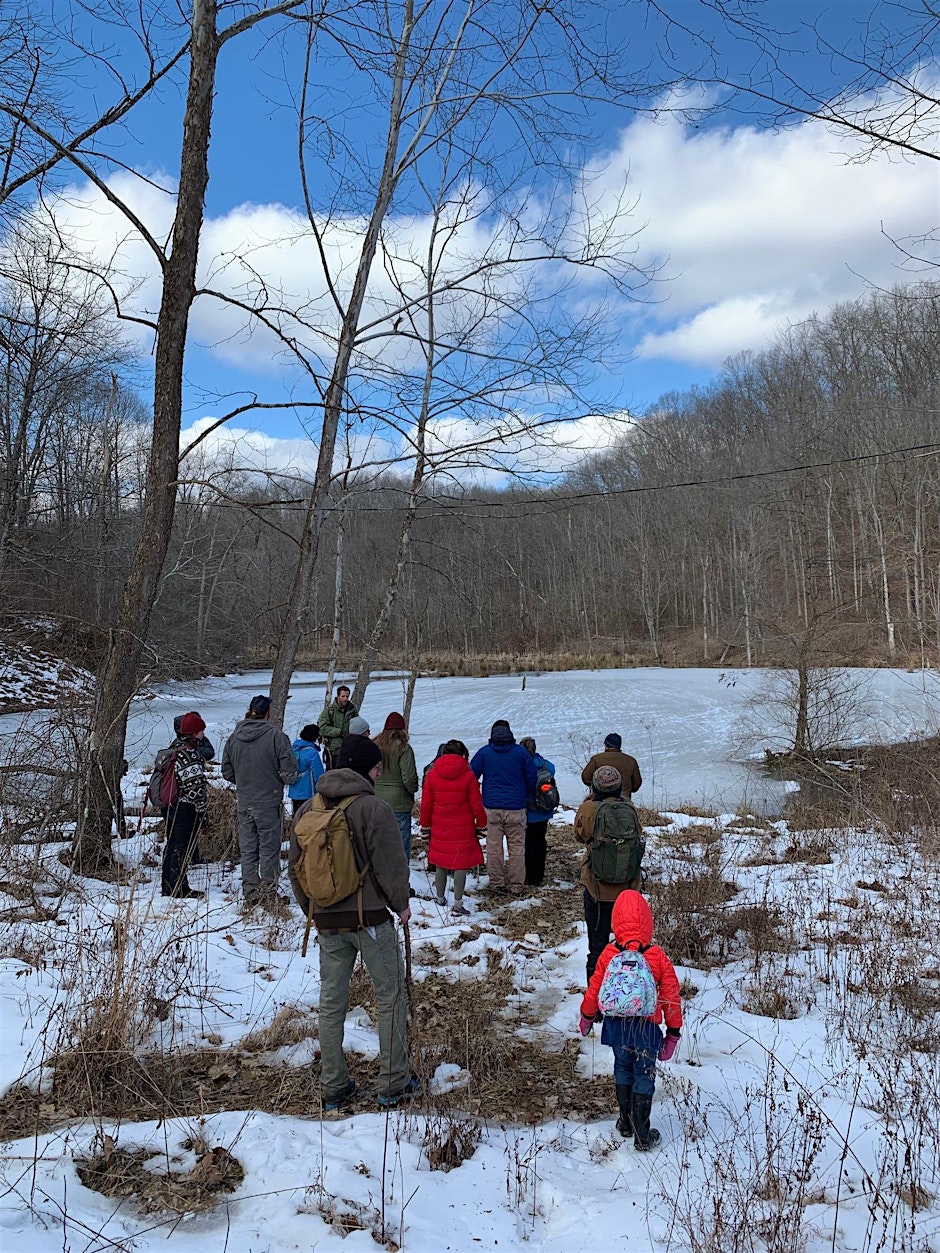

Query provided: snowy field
[0,808,937,1252]
[0,666,938,1252]
[121,665,940,813]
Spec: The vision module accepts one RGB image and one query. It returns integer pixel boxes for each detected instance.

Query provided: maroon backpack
[147,748,179,810]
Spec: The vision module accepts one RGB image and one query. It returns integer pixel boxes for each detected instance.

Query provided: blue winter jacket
[526,754,556,824]
[471,734,538,810]
[288,739,325,801]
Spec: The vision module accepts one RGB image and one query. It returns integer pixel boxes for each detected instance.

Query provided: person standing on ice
[471,719,538,895]
[579,889,682,1151]
[318,685,358,767]
[288,733,419,1110]
[221,695,298,908]
[580,732,643,798]
[575,766,645,979]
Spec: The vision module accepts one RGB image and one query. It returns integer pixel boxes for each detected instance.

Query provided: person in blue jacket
[470,720,538,895]
[520,736,556,887]
[288,724,325,815]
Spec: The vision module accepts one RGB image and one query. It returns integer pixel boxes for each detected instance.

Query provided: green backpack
[589,797,645,884]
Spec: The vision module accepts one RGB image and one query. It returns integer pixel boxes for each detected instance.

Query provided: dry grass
[75,1136,244,1215]
[200,784,239,863]
[240,1004,316,1054]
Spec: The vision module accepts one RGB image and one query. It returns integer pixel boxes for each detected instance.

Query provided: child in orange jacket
[579,890,682,1150]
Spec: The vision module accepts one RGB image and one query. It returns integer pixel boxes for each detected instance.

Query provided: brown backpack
[293,794,370,955]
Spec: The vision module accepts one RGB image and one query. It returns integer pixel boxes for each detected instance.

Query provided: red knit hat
[179,712,206,736]
[384,712,407,731]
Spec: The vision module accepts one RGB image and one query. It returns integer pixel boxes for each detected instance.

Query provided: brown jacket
[288,768,410,931]
[580,749,642,796]
[574,795,643,902]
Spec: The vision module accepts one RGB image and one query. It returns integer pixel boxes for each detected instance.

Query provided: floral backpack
[597,943,658,1017]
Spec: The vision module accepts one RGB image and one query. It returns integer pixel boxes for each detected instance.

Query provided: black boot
[631,1092,661,1152]
[615,1084,633,1138]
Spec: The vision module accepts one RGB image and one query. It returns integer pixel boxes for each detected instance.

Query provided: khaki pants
[485,807,526,891]
[317,922,409,1102]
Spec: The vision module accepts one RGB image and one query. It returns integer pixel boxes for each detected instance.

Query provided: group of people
[150,694,682,1142]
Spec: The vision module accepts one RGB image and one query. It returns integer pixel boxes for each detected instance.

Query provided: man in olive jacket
[317,684,357,767]
[580,732,643,798]
[288,734,417,1110]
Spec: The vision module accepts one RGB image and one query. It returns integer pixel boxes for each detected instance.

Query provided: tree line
[3,277,938,676]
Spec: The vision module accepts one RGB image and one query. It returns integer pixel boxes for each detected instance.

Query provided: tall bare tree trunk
[73,0,219,870]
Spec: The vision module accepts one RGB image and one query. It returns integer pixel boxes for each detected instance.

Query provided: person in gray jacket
[288,734,418,1110]
[221,694,298,906]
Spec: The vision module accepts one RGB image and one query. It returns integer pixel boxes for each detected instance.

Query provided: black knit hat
[299,724,320,743]
[336,733,382,778]
[604,732,622,750]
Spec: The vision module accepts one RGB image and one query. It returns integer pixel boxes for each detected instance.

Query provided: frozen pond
[118,666,940,815]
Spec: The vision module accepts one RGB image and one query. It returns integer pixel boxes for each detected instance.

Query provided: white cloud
[31,73,939,398]
[583,89,939,365]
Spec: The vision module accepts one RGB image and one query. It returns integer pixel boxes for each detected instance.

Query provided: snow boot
[631,1092,661,1151]
[615,1084,634,1138]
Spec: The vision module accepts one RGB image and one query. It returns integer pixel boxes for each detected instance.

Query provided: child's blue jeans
[601,1016,661,1096]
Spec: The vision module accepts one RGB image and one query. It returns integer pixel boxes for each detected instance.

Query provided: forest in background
[2,272,938,680]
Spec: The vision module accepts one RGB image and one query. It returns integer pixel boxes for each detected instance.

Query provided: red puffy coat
[581,890,683,1031]
[420,753,487,871]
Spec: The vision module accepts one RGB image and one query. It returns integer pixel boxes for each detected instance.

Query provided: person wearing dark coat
[520,736,556,887]
[419,740,486,916]
[470,720,538,895]
[580,733,642,797]
[162,712,209,900]
[288,734,418,1110]
[174,712,215,761]
[221,695,298,907]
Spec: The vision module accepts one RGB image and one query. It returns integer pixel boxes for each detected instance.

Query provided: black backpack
[589,797,644,884]
[530,763,559,813]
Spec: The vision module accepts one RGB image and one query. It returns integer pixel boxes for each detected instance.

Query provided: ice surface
[119,666,940,813]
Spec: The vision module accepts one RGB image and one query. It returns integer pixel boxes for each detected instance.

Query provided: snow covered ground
[0,805,938,1252]
[0,668,938,1252]
[120,665,940,813]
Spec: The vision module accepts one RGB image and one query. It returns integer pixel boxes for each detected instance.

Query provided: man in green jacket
[317,685,357,767]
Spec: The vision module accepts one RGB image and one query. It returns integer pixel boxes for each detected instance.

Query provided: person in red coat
[579,890,683,1151]
[419,739,486,917]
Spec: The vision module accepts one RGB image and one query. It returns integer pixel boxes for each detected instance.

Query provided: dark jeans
[584,888,616,981]
[601,1016,661,1096]
[525,820,549,885]
[162,802,202,896]
[394,811,412,863]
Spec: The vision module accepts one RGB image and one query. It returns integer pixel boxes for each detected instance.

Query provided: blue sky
[31,0,940,476]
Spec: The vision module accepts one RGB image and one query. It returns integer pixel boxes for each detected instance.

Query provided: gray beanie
[348,715,370,736]
[592,765,623,796]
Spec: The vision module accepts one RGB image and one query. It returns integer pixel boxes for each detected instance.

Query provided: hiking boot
[323,1078,357,1111]
[435,896,447,908]
[451,902,470,917]
[631,1092,661,1151]
[162,887,204,900]
[615,1084,634,1138]
[377,1076,422,1108]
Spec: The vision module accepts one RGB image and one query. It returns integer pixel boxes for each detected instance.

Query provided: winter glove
[579,1014,594,1037]
[659,1031,680,1062]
